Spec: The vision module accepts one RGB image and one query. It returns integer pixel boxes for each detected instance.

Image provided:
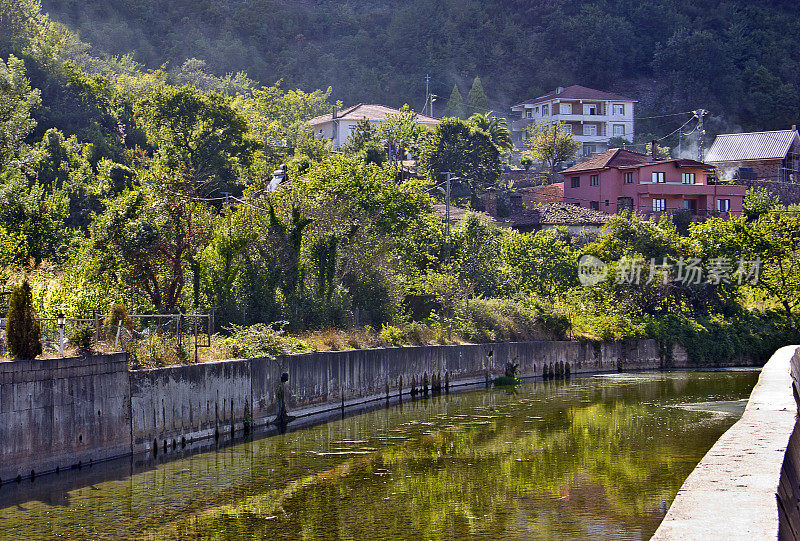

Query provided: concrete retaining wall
[0,339,667,483]
[652,345,800,540]
[0,353,130,484]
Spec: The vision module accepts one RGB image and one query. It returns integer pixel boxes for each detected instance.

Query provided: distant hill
[38,0,800,134]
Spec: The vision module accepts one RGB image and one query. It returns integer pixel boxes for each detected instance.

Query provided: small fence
[1,313,213,365]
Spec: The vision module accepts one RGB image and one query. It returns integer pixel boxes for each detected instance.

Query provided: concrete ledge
[652,345,800,540]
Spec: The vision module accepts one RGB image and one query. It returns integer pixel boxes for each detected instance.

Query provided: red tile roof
[513,85,636,108]
[519,182,564,204]
[561,149,713,174]
[308,103,438,125]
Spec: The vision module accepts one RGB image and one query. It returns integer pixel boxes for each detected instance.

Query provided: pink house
[561,148,746,218]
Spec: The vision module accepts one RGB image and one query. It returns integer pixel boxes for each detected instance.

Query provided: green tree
[377,104,425,171]
[135,84,259,194]
[0,55,40,168]
[418,117,501,201]
[467,113,514,152]
[524,121,580,178]
[340,118,378,154]
[6,279,42,360]
[444,85,466,119]
[742,187,780,221]
[467,76,488,115]
[91,169,212,313]
[504,230,578,297]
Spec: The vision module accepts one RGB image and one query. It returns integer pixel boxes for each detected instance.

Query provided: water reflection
[0,370,759,540]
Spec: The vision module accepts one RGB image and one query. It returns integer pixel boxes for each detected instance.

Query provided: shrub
[104,303,133,328]
[67,323,95,354]
[222,321,308,358]
[379,324,404,346]
[6,280,43,360]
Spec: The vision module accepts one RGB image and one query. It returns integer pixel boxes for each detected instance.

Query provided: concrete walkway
[652,345,800,540]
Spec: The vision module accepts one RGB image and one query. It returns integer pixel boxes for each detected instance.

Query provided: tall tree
[377,104,424,172]
[135,84,259,195]
[524,121,580,178]
[419,117,500,201]
[0,55,40,169]
[467,113,514,152]
[467,77,488,115]
[444,85,466,119]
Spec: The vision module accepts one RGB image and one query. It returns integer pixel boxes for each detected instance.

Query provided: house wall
[564,162,745,216]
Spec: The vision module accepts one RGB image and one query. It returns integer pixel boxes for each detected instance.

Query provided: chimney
[556,86,565,94]
[793,124,797,132]
[510,192,523,215]
[332,106,337,120]
[651,139,659,160]
[483,188,498,217]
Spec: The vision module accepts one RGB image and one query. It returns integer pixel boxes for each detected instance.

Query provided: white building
[308,104,439,150]
[511,85,636,156]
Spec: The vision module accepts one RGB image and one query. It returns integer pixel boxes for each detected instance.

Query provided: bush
[379,324,404,346]
[104,303,133,328]
[222,321,308,358]
[67,323,95,354]
[6,280,43,360]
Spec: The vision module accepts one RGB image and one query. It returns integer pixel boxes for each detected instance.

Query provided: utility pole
[694,109,708,162]
[442,172,453,264]
[424,74,430,116]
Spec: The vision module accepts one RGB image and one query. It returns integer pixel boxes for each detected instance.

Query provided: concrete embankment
[0,338,721,485]
[652,344,800,540]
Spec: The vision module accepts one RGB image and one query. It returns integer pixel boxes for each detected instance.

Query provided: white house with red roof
[511,85,637,156]
[307,104,439,150]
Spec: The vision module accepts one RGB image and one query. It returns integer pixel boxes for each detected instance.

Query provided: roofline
[713,129,799,138]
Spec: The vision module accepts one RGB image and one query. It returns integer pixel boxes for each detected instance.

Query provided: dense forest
[40,0,800,132]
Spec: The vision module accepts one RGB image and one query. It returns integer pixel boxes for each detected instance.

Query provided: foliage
[466,76,488,115]
[743,187,780,221]
[6,279,42,359]
[504,229,578,297]
[376,104,425,170]
[418,117,501,200]
[443,85,465,119]
[0,55,40,168]
[67,323,94,354]
[524,121,580,175]
[467,113,514,152]
[222,322,308,359]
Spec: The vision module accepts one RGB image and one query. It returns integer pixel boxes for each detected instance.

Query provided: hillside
[40,0,800,133]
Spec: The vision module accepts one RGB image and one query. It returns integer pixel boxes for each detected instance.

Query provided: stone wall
[742,178,800,205]
[0,339,668,483]
[652,345,800,540]
[0,353,130,484]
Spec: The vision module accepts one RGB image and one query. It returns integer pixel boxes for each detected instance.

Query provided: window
[682,173,696,184]
[583,144,597,156]
[651,172,665,183]
[560,103,572,115]
[652,198,666,212]
[617,197,634,212]
[535,107,539,115]
[583,104,597,115]
[613,104,625,115]
[590,201,600,210]
[571,176,580,188]
[542,104,549,116]
[624,172,634,184]
[613,124,625,136]
[525,109,532,118]
[717,199,731,212]
[562,123,572,134]
[584,124,598,136]
[590,174,599,186]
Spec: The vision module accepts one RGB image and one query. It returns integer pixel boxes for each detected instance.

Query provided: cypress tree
[467,76,488,114]
[444,84,466,119]
[6,279,42,360]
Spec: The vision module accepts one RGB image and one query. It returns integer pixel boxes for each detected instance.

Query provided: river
[0,369,759,540]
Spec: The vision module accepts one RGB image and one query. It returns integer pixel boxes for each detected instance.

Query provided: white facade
[308,104,439,150]
[511,86,636,156]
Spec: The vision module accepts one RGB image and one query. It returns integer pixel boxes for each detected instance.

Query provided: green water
[0,370,759,540]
